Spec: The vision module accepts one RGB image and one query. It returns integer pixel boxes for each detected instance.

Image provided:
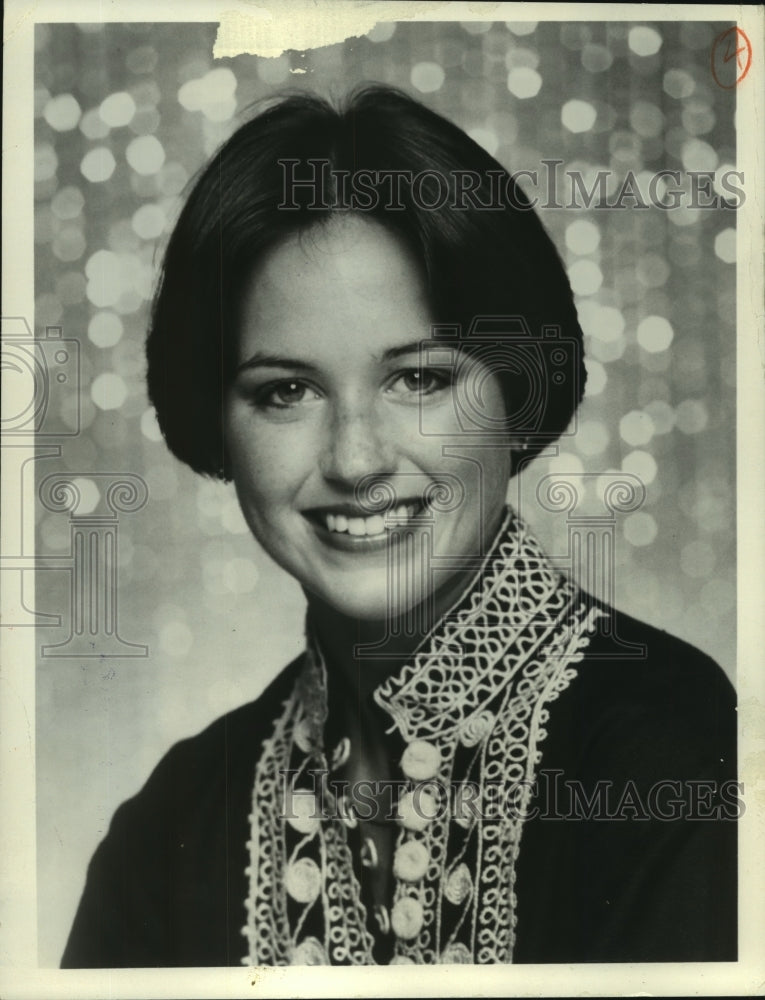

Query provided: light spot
[714,228,736,264]
[675,399,708,435]
[132,203,167,240]
[126,135,166,175]
[561,99,597,134]
[621,449,657,485]
[35,143,58,182]
[505,22,537,36]
[51,186,85,220]
[623,511,657,547]
[69,477,101,515]
[88,312,123,347]
[80,147,116,183]
[644,399,675,435]
[79,107,111,140]
[577,302,624,342]
[629,101,664,138]
[126,45,159,74]
[619,410,655,446]
[44,93,82,131]
[636,315,674,353]
[628,26,662,57]
[681,138,718,173]
[567,260,603,296]
[140,407,164,442]
[411,62,445,94]
[575,419,610,456]
[506,67,542,99]
[581,43,613,73]
[159,620,193,658]
[565,219,600,255]
[91,372,128,410]
[52,226,86,263]
[663,69,695,99]
[99,91,137,128]
[467,128,499,157]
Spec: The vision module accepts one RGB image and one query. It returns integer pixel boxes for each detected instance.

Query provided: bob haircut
[147,84,586,480]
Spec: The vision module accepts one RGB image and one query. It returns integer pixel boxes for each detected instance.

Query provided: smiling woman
[226,216,513,623]
[61,86,737,968]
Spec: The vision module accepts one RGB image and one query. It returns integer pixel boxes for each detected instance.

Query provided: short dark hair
[146,84,586,480]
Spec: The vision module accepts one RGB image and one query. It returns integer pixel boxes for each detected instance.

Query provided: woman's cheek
[228,412,317,503]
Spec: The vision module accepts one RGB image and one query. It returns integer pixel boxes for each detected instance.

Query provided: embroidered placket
[241,509,603,965]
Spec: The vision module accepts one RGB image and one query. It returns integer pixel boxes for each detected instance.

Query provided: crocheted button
[444,862,472,906]
[285,857,322,904]
[293,717,314,753]
[286,790,320,836]
[290,936,328,965]
[374,903,391,935]
[440,941,472,964]
[360,835,378,869]
[389,954,415,964]
[391,897,424,941]
[458,711,495,748]
[393,840,430,882]
[397,789,439,832]
[330,736,351,770]
[337,795,358,829]
[400,740,440,780]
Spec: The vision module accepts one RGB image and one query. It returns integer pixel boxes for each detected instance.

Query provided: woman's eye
[389,368,453,397]
[255,379,321,409]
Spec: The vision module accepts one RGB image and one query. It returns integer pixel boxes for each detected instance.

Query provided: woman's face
[225,215,514,622]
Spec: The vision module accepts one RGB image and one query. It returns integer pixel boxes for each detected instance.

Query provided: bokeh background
[33,19,737,965]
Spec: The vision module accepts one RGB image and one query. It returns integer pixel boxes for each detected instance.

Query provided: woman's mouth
[304,501,428,542]
[325,502,424,537]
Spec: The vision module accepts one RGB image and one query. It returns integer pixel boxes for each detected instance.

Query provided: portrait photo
[1,2,763,997]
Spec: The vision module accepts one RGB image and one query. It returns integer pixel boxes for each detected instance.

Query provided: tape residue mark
[214,1,452,59]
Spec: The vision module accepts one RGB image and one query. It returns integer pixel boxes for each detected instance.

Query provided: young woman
[62,85,737,967]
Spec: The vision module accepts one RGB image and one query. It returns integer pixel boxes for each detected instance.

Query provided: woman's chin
[307,579,431,625]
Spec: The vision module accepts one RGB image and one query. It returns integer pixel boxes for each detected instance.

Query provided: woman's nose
[319,400,396,487]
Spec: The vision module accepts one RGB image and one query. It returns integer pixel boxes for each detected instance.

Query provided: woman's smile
[304,498,428,539]
[224,214,514,621]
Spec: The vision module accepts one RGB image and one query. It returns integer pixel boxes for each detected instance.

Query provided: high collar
[302,507,581,746]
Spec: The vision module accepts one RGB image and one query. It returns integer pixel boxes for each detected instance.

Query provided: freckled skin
[225,215,514,623]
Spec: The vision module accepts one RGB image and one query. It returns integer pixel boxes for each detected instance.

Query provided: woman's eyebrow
[235,353,320,375]
[380,340,428,362]
[236,342,429,375]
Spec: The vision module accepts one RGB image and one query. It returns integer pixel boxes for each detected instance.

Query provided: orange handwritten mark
[711,27,752,89]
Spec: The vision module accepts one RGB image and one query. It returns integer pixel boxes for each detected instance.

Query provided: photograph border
[2,1,764,996]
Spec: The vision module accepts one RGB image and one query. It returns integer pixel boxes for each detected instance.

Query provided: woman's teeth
[325,504,420,536]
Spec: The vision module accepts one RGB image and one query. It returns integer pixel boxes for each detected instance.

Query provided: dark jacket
[61,605,737,967]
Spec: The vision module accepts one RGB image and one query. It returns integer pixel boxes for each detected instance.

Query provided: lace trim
[242,508,604,965]
[373,508,575,742]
